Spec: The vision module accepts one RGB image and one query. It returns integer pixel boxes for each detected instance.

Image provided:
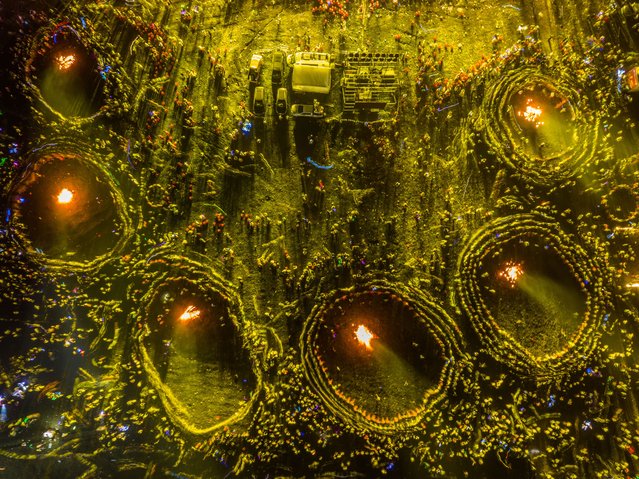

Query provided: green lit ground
[1,0,639,477]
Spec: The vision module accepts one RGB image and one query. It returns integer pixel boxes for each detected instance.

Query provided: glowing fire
[517,98,544,128]
[498,261,524,288]
[57,188,74,204]
[55,54,76,71]
[179,305,201,322]
[354,324,375,350]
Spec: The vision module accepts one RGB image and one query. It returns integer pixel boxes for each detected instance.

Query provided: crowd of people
[2,0,639,477]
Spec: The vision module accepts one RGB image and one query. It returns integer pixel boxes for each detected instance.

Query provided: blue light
[617,68,626,93]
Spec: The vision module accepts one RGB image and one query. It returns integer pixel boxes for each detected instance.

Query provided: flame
[517,98,544,128]
[179,305,201,322]
[498,261,524,287]
[57,188,73,204]
[354,324,375,350]
[56,54,76,71]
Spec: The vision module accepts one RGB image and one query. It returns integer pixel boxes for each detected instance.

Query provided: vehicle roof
[292,64,331,94]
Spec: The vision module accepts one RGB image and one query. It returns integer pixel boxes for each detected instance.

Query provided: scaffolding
[341,52,401,113]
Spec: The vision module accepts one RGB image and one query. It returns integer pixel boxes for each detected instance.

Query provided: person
[313,98,324,116]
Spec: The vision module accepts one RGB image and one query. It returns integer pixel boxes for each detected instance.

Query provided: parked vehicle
[291,101,324,118]
[275,87,288,118]
[272,51,285,85]
[248,54,263,83]
[253,86,265,117]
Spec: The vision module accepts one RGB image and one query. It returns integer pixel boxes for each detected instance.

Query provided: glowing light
[615,226,639,233]
[517,98,544,128]
[55,54,76,71]
[523,105,542,123]
[354,324,375,350]
[57,188,73,204]
[178,305,201,322]
[498,261,524,287]
[625,282,639,289]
